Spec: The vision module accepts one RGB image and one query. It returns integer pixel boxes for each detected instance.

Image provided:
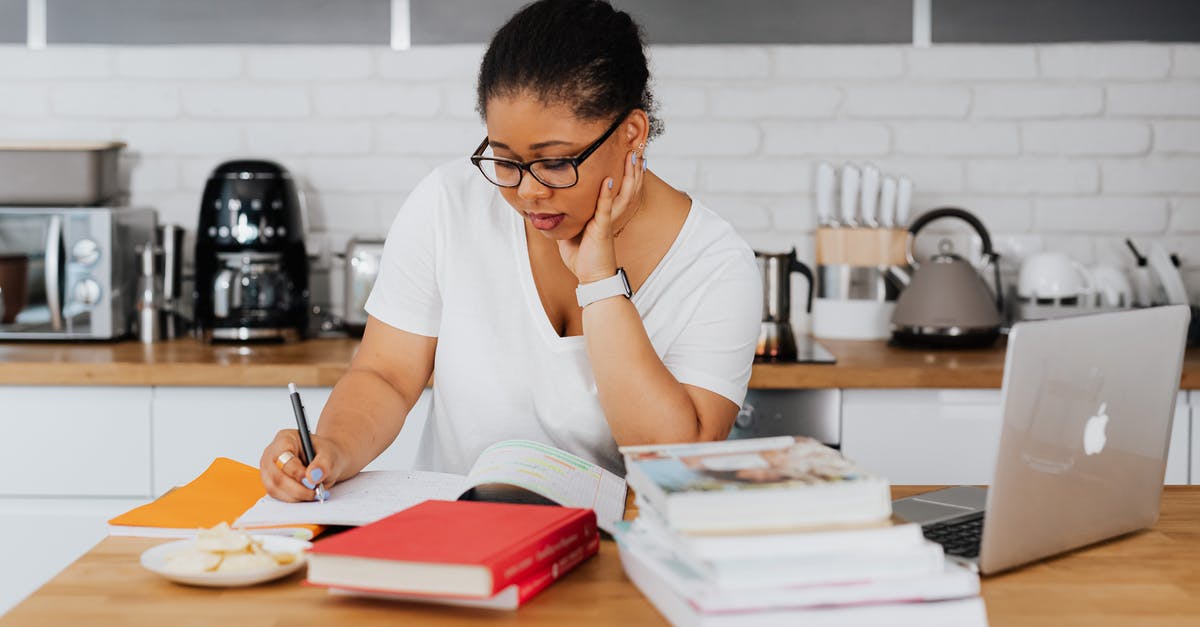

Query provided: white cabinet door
[1191,392,1198,485]
[0,386,152,497]
[0,498,147,615]
[152,386,334,495]
[841,389,1003,485]
[1164,392,1189,485]
[152,387,431,495]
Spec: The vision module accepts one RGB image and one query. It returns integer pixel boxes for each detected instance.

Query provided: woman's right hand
[259,429,348,502]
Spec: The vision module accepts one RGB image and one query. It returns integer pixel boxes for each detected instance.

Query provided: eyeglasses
[470,109,631,189]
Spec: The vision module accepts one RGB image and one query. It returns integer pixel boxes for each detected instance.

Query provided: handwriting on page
[235,470,467,528]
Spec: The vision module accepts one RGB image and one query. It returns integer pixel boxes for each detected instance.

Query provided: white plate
[140,535,311,587]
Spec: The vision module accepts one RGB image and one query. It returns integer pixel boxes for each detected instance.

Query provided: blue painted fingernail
[631,153,637,166]
[607,179,613,189]
[302,478,315,489]
[311,468,324,482]
[642,157,647,172]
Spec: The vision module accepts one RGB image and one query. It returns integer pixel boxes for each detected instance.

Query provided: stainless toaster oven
[0,206,157,339]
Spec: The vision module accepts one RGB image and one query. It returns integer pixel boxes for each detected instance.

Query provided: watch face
[618,267,632,296]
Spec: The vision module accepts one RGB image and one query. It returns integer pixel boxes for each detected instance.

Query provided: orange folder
[108,457,323,539]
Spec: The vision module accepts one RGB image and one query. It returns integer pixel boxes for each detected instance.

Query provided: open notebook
[108,457,323,539]
[235,439,628,534]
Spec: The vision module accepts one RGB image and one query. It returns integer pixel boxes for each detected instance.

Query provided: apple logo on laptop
[1084,403,1109,455]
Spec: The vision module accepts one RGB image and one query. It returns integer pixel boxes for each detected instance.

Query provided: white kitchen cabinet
[0,386,152,497]
[152,387,431,495]
[841,389,1004,485]
[152,386,334,495]
[1164,393,1189,485]
[1191,392,1199,485]
[843,389,1191,487]
[0,497,145,615]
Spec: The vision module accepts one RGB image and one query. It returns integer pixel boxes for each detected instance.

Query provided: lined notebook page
[234,470,467,527]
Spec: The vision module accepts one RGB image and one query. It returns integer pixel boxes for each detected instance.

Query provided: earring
[637,142,646,151]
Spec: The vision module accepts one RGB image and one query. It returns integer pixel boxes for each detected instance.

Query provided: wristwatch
[576,268,632,308]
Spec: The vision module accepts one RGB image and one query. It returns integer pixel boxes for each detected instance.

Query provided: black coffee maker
[194,160,308,342]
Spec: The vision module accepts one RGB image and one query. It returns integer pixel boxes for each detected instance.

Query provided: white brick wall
[0,42,1197,292]
[1021,121,1151,156]
[1039,44,1171,79]
[844,85,971,118]
[972,85,1103,119]
[114,48,241,79]
[247,47,373,81]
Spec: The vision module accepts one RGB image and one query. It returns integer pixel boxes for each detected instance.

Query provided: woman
[260,0,761,502]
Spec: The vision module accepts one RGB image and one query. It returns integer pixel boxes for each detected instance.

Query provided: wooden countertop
[5,486,1199,627]
[1,337,1198,390]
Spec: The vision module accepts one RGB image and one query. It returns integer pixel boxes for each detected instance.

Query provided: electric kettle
[888,207,1004,348]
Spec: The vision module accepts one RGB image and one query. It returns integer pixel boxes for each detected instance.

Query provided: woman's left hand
[557,150,645,284]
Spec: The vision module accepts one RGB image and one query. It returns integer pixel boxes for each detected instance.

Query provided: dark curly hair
[476,0,663,140]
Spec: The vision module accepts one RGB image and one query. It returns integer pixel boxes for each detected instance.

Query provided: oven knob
[72,239,101,266]
[74,279,102,306]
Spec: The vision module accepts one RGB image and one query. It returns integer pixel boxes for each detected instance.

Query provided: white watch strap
[576,268,632,308]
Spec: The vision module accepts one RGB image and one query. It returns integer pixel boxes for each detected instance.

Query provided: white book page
[463,439,627,534]
[233,470,467,528]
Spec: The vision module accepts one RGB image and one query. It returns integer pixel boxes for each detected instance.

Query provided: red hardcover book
[326,532,601,610]
[307,500,598,598]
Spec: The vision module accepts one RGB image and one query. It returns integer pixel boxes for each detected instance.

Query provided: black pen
[288,382,327,502]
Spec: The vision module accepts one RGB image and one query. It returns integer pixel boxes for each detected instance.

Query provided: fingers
[304,435,339,491]
[259,429,317,503]
[593,173,617,236]
[608,150,645,232]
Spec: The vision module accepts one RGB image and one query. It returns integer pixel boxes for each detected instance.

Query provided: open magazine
[234,439,628,534]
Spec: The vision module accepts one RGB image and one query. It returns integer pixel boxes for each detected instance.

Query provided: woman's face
[483,95,640,240]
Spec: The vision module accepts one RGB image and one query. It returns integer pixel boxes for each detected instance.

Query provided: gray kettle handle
[907,207,1003,312]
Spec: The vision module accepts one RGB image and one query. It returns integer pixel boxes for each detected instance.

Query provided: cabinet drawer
[841,389,1003,485]
[0,386,152,497]
[152,387,334,496]
[1165,395,1189,485]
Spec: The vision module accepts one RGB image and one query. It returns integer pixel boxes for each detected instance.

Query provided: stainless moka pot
[755,248,814,361]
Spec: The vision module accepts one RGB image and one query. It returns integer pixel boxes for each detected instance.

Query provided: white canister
[811,297,895,340]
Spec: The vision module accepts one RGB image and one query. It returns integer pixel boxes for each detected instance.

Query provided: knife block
[815,227,908,268]
[812,227,908,341]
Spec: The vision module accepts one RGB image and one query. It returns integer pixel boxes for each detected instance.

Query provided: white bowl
[140,535,310,587]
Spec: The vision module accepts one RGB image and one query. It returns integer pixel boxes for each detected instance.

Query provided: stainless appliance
[194,160,309,342]
[343,238,383,336]
[0,206,156,339]
[158,224,187,338]
[754,248,814,362]
[889,207,1004,349]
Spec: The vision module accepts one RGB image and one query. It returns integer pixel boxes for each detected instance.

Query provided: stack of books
[616,436,987,626]
[306,500,599,610]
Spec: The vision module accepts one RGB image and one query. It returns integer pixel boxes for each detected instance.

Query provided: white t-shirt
[365,160,761,476]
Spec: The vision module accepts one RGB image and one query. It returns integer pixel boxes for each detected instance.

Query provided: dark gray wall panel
[46,0,390,44]
[412,0,913,45]
[0,0,26,43]
[934,0,1200,43]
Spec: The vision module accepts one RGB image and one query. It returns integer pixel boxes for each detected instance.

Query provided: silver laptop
[893,306,1190,575]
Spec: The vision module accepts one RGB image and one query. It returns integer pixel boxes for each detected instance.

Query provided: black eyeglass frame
[470,108,633,189]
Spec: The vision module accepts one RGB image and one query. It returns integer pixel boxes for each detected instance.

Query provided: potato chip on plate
[141,522,310,587]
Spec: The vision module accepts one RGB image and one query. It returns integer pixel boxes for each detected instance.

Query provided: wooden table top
[4,486,1199,627]
[2,336,1199,389]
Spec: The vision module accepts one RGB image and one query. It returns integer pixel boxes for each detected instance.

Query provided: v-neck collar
[509,198,697,351]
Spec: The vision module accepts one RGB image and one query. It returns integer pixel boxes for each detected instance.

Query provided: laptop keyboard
[922,514,984,559]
